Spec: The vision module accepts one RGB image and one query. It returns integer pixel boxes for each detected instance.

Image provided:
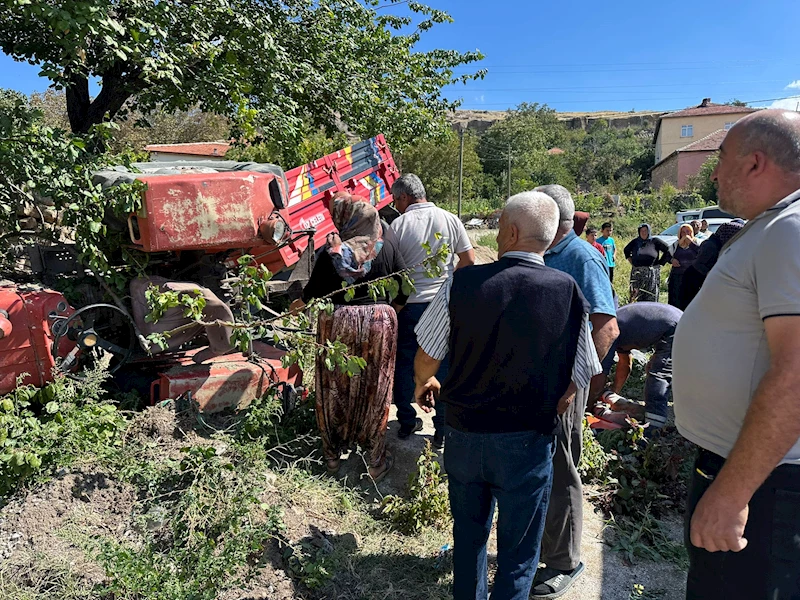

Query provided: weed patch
[581,419,694,566]
[381,442,450,535]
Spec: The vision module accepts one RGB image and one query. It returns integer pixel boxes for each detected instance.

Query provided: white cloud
[786,80,800,90]
[770,96,800,110]
[474,95,485,104]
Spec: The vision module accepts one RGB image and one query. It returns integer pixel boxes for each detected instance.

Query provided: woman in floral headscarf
[301,192,408,482]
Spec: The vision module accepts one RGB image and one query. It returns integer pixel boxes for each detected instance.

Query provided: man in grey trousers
[531,185,619,598]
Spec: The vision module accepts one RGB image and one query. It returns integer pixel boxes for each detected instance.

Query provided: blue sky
[2,0,800,113]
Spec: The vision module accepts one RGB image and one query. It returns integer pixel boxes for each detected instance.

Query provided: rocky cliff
[449,109,665,133]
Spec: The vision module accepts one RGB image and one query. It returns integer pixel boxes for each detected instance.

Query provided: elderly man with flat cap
[673,110,800,599]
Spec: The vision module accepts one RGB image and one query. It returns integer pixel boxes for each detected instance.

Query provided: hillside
[449,108,664,133]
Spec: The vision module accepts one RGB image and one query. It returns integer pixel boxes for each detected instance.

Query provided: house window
[724,122,735,130]
[681,125,694,137]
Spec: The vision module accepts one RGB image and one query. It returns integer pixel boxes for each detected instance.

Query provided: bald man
[673,110,800,599]
[412,192,601,600]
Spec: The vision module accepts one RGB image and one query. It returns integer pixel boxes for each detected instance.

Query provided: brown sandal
[368,453,394,483]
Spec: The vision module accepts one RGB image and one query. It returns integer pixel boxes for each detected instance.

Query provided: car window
[701,208,734,219]
[708,223,723,233]
[660,223,682,236]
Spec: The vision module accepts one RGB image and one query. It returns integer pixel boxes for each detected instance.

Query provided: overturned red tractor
[1,136,400,412]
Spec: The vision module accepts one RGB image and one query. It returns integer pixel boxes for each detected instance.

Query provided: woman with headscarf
[667,223,700,307]
[677,219,746,310]
[623,223,671,303]
[300,192,408,482]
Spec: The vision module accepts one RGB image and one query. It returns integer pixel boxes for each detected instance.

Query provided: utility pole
[507,144,512,199]
[457,127,464,218]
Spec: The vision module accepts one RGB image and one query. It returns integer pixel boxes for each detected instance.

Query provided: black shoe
[531,563,585,598]
[432,431,444,450]
[398,417,423,439]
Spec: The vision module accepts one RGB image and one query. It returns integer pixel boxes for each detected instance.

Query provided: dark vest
[441,257,588,435]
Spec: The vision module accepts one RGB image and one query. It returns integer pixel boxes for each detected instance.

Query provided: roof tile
[661,103,756,119]
[677,129,728,152]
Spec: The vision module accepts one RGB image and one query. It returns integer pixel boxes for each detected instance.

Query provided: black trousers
[685,448,800,599]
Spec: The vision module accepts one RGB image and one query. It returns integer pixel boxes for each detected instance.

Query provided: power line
[450,65,800,75]
[451,59,779,68]
[446,80,788,93]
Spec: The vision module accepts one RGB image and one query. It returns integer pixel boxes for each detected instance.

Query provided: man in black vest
[413,192,601,600]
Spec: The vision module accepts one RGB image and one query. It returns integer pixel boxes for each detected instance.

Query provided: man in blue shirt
[596,222,617,282]
[531,184,619,599]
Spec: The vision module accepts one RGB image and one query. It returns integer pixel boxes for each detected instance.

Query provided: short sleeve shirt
[390,203,472,303]
[545,231,616,317]
[673,189,800,464]
[596,235,616,267]
[601,302,682,373]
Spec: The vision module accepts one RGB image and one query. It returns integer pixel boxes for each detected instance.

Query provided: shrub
[381,441,450,535]
[0,370,125,501]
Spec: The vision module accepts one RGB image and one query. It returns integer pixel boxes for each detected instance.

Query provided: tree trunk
[64,69,135,135]
[65,73,91,134]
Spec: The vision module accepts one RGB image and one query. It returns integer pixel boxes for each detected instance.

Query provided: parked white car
[653,218,733,248]
[676,205,733,222]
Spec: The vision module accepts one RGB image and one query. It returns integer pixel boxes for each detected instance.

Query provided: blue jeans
[394,302,447,432]
[444,426,555,600]
[643,328,674,429]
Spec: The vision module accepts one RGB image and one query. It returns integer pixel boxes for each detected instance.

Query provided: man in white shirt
[390,174,475,446]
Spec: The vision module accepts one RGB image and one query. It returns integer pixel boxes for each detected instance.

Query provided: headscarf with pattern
[326,192,384,284]
[716,219,746,247]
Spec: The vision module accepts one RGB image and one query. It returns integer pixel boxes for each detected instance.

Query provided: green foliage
[0,370,125,501]
[99,443,286,600]
[580,420,695,565]
[686,154,719,203]
[399,129,486,210]
[567,120,654,192]
[1,0,483,150]
[478,103,573,195]
[476,233,498,250]
[381,441,450,535]
[578,418,611,481]
[628,582,666,600]
[607,508,688,569]
[0,90,144,289]
[226,125,349,171]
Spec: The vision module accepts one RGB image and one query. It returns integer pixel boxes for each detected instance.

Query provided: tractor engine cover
[0,285,74,395]
[150,341,302,413]
[129,171,287,252]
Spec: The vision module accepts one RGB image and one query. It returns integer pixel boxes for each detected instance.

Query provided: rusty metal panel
[0,286,74,394]
[152,341,302,413]
[132,172,280,252]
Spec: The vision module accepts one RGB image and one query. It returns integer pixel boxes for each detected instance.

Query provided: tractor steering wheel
[50,303,136,379]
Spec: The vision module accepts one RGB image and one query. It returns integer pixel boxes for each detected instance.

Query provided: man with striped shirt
[412,192,601,600]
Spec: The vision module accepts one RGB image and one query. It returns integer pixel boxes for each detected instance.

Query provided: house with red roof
[144,141,231,162]
[654,98,756,165]
[651,98,757,187]
[651,129,730,189]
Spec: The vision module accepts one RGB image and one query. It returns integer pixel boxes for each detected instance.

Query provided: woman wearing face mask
[299,192,408,482]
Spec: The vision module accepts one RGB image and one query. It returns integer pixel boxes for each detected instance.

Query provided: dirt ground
[332,405,687,600]
[0,235,687,599]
